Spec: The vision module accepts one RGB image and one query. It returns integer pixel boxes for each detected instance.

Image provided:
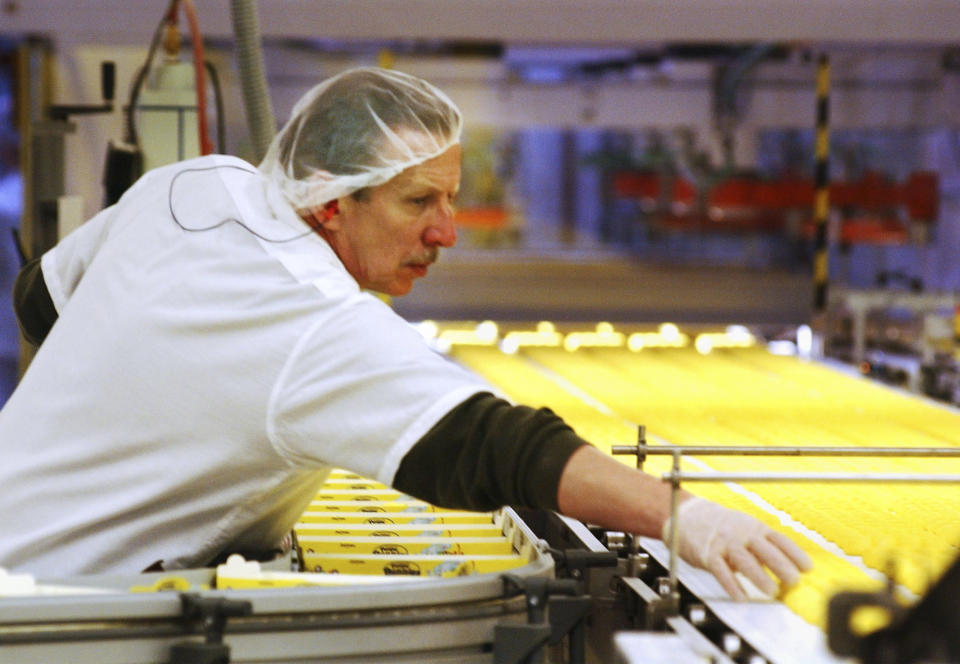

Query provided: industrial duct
[229,0,276,162]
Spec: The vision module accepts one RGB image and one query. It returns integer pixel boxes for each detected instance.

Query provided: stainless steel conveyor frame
[0,508,558,664]
[610,431,960,664]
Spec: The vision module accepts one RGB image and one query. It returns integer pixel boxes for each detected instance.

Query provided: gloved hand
[662,496,813,600]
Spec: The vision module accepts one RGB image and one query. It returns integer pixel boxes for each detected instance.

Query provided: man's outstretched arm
[395,393,812,600]
[556,445,813,600]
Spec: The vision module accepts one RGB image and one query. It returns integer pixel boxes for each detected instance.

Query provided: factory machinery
[2,321,960,663]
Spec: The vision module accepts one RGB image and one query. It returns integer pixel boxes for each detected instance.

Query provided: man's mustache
[406,248,439,266]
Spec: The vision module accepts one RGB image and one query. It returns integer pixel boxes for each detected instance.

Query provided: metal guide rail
[612,424,960,468]
[608,427,960,664]
[609,535,846,664]
[507,508,840,664]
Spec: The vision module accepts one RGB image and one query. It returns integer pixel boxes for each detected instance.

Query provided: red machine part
[612,170,939,243]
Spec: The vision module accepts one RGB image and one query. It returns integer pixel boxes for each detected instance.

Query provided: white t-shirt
[0,155,490,576]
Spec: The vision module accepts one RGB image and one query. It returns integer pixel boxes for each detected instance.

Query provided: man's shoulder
[156,154,267,209]
[145,154,258,183]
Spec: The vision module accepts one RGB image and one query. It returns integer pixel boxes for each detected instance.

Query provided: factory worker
[1,67,810,599]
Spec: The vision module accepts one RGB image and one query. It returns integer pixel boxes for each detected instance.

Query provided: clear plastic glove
[662,496,813,600]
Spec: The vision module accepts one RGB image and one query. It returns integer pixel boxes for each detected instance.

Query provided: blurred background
[1,1,959,406]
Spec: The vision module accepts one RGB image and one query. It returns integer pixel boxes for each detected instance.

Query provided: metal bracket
[619,575,680,632]
[547,594,594,663]
[493,622,553,664]
[649,576,682,628]
[611,425,647,471]
[494,574,590,664]
[168,593,253,664]
[47,62,115,121]
[547,547,618,584]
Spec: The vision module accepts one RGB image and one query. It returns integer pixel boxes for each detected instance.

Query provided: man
[2,67,810,599]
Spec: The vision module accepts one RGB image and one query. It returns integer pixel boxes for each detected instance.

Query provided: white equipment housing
[137,60,199,172]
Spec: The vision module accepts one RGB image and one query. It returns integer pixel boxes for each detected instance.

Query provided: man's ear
[301,198,341,235]
[322,199,340,220]
[319,198,341,229]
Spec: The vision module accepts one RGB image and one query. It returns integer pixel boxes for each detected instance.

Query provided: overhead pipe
[714,42,778,171]
[229,0,276,162]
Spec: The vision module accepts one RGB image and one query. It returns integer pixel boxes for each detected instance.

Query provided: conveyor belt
[0,471,552,662]
[449,333,960,632]
[0,501,553,663]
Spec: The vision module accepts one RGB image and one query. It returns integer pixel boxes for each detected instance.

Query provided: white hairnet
[259,67,463,211]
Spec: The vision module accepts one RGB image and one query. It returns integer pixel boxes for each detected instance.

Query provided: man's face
[322,144,462,296]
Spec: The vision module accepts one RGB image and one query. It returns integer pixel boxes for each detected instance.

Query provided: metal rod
[613,444,960,458]
[668,450,680,597]
[628,425,646,576]
[662,471,960,484]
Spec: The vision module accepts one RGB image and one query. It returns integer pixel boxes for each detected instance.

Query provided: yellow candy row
[293,469,526,579]
[451,343,960,629]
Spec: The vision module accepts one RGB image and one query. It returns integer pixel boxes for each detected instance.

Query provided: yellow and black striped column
[812,54,831,313]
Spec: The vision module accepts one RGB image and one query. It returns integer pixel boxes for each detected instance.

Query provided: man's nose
[424,204,458,247]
